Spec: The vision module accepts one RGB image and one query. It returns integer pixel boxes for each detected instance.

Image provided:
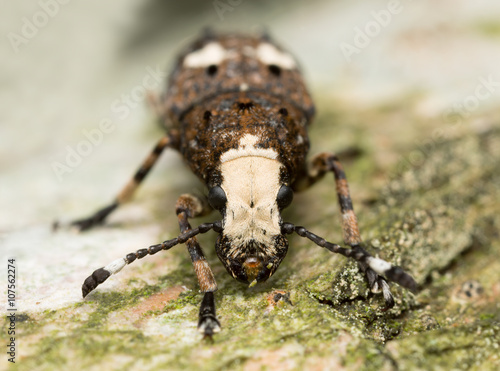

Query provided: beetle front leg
[81,220,221,297]
[294,153,399,308]
[68,135,174,231]
[176,194,221,337]
[198,292,219,338]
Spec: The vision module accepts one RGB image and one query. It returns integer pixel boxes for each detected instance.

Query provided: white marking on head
[220,135,282,255]
[183,42,236,68]
[221,134,277,163]
[240,83,249,91]
[256,43,296,69]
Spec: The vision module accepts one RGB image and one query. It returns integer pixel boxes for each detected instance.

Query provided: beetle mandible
[71,30,417,337]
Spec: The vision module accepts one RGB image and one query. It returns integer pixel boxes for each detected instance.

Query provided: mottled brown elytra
[71,30,417,337]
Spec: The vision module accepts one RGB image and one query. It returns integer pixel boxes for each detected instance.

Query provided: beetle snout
[243,256,263,283]
[215,234,289,286]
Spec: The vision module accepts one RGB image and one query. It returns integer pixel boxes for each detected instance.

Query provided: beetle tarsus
[198,292,221,338]
[71,203,118,231]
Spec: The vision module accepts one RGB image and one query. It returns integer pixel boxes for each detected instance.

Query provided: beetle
[71,30,417,337]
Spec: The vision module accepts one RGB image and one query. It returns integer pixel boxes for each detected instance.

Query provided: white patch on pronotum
[367,257,392,276]
[183,42,236,68]
[220,134,282,253]
[256,43,296,69]
[104,258,127,275]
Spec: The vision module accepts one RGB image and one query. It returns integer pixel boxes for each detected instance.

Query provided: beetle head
[209,155,294,285]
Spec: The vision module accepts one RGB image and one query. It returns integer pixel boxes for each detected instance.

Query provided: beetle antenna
[82,221,222,298]
[281,222,417,293]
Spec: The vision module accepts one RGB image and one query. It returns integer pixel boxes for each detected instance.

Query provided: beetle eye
[277,185,293,210]
[208,186,227,210]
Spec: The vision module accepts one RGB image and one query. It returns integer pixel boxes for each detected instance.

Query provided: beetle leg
[81,220,222,297]
[176,194,221,337]
[198,292,219,339]
[281,222,417,298]
[70,135,173,231]
[293,153,403,308]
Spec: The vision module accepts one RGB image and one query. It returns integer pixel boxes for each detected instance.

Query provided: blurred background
[1,1,499,368]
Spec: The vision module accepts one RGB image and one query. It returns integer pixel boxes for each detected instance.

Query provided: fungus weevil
[71,30,417,337]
